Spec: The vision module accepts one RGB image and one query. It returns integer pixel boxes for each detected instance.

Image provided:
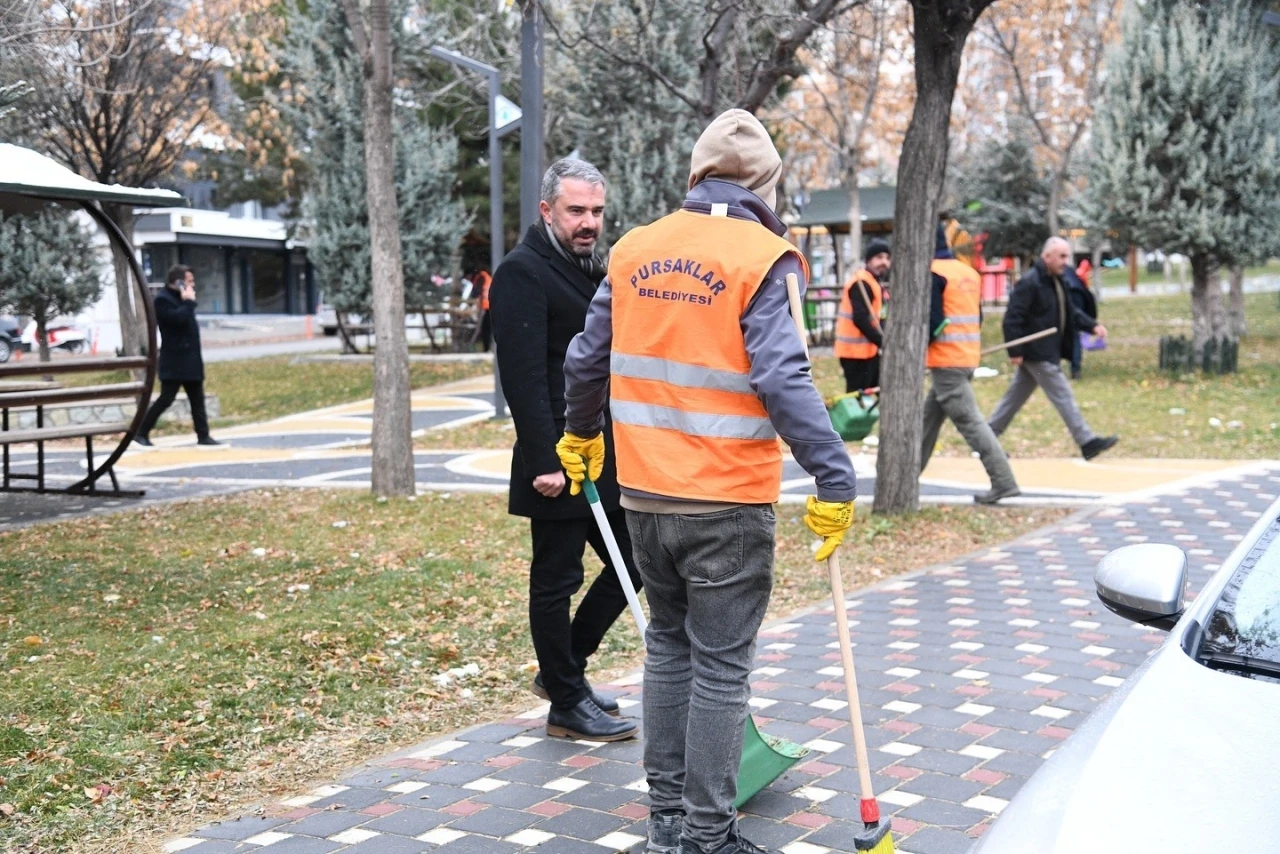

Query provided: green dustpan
[582,474,811,807]
[735,714,811,807]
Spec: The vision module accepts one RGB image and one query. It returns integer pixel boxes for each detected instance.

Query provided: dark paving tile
[342,836,429,854]
[244,837,343,854]
[898,824,980,854]
[448,805,541,836]
[194,816,289,840]
[278,808,370,838]
[534,806,628,840]
[362,806,451,837]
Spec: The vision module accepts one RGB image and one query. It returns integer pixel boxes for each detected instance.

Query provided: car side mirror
[1094,543,1188,631]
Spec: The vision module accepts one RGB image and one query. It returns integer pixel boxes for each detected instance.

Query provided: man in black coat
[133,265,221,447]
[987,237,1117,460]
[489,158,640,742]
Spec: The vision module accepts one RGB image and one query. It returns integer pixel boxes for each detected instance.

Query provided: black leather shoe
[197,436,224,446]
[532,672,620,716]
[131,434,152,447]
[546,697,637,742]
[975,484,1021,505]
[1082,435,1118,461]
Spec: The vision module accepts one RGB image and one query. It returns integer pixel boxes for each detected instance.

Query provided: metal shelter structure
[0,143,182,496]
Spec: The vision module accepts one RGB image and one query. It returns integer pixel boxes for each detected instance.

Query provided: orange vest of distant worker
[926,258,982,369]
[608,210,809,504]
[834,268,882,360]
[475,270,492,311]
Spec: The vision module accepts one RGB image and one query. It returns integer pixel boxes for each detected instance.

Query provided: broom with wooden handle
[786,273,894,853]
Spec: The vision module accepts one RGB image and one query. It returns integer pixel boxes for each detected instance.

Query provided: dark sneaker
[975,484,1021,505]
[131,433,152,447]
[1082,435,1118,461]
[689,829,773,854]
[197,436,224,446]
[647,810,683,854]
[545,697,637,742]
[532,672,620,716]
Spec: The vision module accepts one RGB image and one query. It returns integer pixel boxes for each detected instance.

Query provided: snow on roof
[0,143,185,207]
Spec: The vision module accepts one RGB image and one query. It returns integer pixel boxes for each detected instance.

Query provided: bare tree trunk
[36,314,51,363]
[102,203,142,357]
[874,5,976,515]
[1046,169,1062,236]
[846,177,863,271]
[1189,253,1229,357]
[346,0,415,497]
[1227,263,1246,338]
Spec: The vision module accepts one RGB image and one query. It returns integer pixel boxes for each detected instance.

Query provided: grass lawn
[0,489,1068,852]
[1094,258,1276,289]
[64,356,493,435]
[808,289,1280,460]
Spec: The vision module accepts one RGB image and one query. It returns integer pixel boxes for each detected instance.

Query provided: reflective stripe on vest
[834,270,881,360]
[611,400,777,441]
[611,352,754,394]
[606,210,808,504]
[927,259,982,368]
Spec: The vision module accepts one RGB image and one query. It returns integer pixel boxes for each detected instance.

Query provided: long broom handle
[829,552,877,811]
[978,326,1057,356]
[785,274,880,817]
[583,476,648,635]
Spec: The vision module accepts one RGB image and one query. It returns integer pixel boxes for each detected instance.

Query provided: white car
[973,497,1280,853]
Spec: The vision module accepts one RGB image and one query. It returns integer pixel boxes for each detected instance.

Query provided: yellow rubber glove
[555,431,606,496]
[803,496,855,562]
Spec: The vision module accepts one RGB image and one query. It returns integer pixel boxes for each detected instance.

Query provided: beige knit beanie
[688,109,783,210]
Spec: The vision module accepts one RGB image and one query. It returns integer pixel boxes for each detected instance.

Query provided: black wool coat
[1003,259,1099,363]
[154,286,205,382]
[489,224,622,520]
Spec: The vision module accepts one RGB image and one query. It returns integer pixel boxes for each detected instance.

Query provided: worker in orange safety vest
[834,238,890,392]
[920,224,1020,505]
[555,110,858,854]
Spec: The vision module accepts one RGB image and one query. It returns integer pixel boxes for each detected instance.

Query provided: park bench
[0,356,153,495]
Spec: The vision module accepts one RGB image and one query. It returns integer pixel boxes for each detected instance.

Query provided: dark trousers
[139,380,210,439]
[529,510,642,710]
[480,311,493,352]
[1070,334,1082,377]
[840,356,880,393]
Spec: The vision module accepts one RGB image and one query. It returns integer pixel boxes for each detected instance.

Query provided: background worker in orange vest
[835,238,891,391]
[471,268,493,352]
[920,225,1021,505]
[555,110,858,854]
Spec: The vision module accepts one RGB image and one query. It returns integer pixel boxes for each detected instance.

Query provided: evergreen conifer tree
[0,208,102,362]
[283,0,469,315]
[1089,0,1280,352]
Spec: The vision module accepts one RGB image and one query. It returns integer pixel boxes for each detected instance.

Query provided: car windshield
[1199,520,1280,679]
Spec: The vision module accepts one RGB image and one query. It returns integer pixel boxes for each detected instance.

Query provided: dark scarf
[544,219,606,282]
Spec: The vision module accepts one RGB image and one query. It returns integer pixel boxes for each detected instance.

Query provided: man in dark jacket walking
[988,237,1117,460]
[133,265,220,447]
[489,158,641,743]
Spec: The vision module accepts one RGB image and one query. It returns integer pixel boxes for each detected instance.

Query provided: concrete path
[162,464,1280,854]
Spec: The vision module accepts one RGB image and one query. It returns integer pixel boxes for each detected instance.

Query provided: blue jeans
[627,505,775,852]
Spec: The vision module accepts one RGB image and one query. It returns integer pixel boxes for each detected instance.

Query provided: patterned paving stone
[165,467,1280,854]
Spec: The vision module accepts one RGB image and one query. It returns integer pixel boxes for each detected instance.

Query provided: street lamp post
[520,0,544,232]
[428,46,516,419]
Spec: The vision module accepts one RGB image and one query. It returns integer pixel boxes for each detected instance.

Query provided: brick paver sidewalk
[167,465,1280,854]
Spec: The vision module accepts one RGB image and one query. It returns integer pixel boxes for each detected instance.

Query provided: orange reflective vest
[926,258,982,369]
[834,269,882,360]
[475,270,492,311]
[608,210,808,504]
